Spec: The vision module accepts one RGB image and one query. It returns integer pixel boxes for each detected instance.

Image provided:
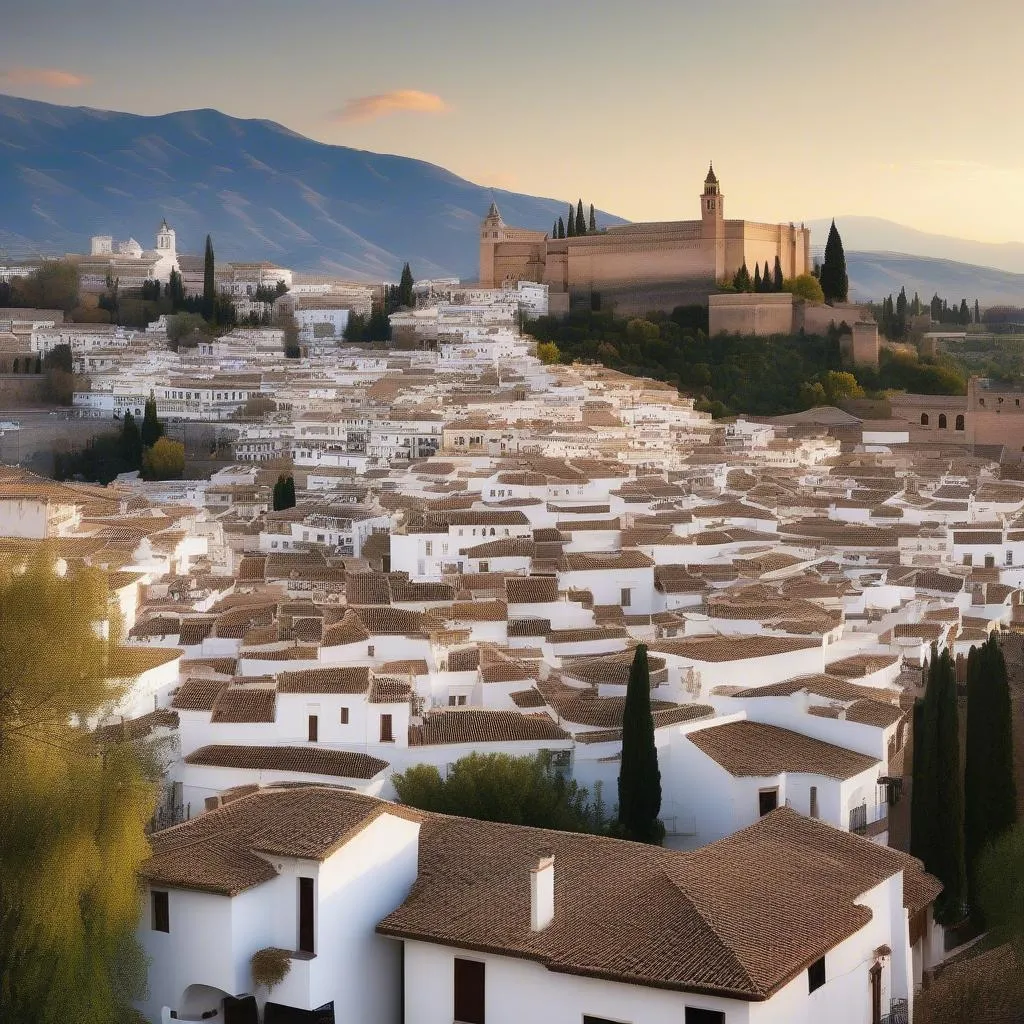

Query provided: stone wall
[0,374,45,407]
[709,294,797,336]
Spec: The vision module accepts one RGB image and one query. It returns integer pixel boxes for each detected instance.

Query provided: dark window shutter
[454,957,485,1024]
[298,877,315,953]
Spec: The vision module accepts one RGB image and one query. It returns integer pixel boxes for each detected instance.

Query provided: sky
[1,0,1021,244]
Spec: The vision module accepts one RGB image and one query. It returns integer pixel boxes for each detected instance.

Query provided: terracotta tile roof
[506,575,559,604]
[184,744,388,779]
[508,618,551,637]
[409,709,568,746]
[390,579,455,603]
[144,787,423,895]
[463,537,537,559]
[561,651,668,687]
[378,805,939,1000]
[649,635,820,662]
[210,686,277,724]
[546,626,629,644]
[686,721,879,779]
[510,687,547,709]
[825,653,900,678]
[353,606,442,637]
[446,647,481,671]
[171,677,229,711]
[278,666,370,694]
[558,551,654,571]
[731,673,900,704]
[480,661,534,683]
[368,676,412,704]
[95,707,179,744]
[379,659,429,675]
[178,618,216,646]
[447,600,508,622]
[345,572,393,606]
[321,610,372,647]
[109,646,182,676]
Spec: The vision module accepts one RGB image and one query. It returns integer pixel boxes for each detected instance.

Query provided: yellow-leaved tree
[0,549,158,1024]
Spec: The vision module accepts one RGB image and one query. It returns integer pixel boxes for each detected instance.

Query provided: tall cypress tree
[120,410,143,471]
[910,691,931,869]
[141,390,163,449]
[753,263,762,292]
[202,234,216,321]
[398,262,415,308]
[616,644,664,844]
[566,204,576,238]
[557,217,565,239]
[762,261,772,292]
[773,255,784,291]
[552,220,558,240]
[589,203,597,232]
[575,199,586,236]
[965,635,1018,915]
[819,219,849,303]
[285,475,296,509]
[732,263,752,292]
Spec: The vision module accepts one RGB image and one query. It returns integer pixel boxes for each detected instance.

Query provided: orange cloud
[0,66,91,88]
[331,89,449,124]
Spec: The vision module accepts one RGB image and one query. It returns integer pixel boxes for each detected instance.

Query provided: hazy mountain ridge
[0,94,624,280]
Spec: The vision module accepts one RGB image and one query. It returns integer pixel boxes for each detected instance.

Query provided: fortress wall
[567,241,715,291]
[709,294,797,336]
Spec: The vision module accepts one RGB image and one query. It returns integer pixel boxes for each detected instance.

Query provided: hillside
[0,94,624,281]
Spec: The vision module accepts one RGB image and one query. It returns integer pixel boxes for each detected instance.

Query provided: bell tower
[479,201,505,288]
[700,163,726,281]
[156,217,176,254]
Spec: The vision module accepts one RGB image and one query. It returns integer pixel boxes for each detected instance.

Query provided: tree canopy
[141,437,185,481]
[393,752,605,833]
[0,552,158,1024]
[782,274,826,303]
[819,219,849,303]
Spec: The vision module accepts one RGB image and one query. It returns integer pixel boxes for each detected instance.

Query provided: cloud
[0,66,91,88]
[331,89,449,124]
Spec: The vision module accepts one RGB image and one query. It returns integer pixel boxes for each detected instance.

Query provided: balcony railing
[880,997,909,1024]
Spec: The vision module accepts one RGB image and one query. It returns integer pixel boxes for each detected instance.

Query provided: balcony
[849,803,888,837]
[880,997,909,1024]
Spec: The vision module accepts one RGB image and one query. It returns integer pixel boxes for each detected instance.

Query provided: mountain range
[0,93,1022,305]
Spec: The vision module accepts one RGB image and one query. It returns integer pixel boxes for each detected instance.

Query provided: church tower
[156,218,176,255]
[479,201,505,288]
[700,163,726,281]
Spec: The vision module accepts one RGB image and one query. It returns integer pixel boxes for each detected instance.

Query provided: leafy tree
[819,219,849,303]
[615,644,664,844]
[965,635,1017,915]
[557,217,565,240]
[398,263,415,309]
[141,437,185,481]
[42,342,76,405]
[119,411,143,471]
[393,752,604,833]
[0,553,158,1024]
[140,391,163,449]
[912,645,967,924]
[589,203,597,232]
[822,370,864,404]
[13,261,81,312]
[202,234,216,321]
[166,312,208,349]
[566,204,576,238]
[782,274,825,303]
[535,341,560,364]
[575,199,586,236]
[773,256,784,292]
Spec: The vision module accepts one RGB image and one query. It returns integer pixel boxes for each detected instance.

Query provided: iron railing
[881,997,909,1024]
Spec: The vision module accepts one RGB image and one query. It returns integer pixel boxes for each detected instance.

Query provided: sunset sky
[1,0,1020,243]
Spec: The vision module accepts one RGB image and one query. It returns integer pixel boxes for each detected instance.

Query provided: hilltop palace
[479,165,812,314]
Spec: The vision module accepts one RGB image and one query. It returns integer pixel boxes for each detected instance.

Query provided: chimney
[530,855,555,932]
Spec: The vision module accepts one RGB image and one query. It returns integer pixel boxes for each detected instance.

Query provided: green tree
[535,341,560,364]
[959,299,971,325]
[275,311,301,358]
[140,390,163,449]
[398,263,415,309]
[912,646,967,924]
[552,220,558,239]
[166,312,208,350]
[575,199,586,236]
[976,823,1024,960]
[615,644,664,844]
[165,268,186,309]
[119,411,143,471]
[393,752,603,832]
[141,436,185,480]
[732,263,752,292]
[0,553,158,1024]
[762,261,772,293]
[589,203,597,232]
[819,219,849,303]
[773,256,784,291]
[566,204,576,238]
[16,261,81,312]
[965,636,1018,914]
[822,370,864,403]
[782,274,825,303]
[557,217,565,240]
[974,299,981,324]
[912,291,922,316]
[753,263,762,292]
[202,234,216,321]
[273,474,296,511]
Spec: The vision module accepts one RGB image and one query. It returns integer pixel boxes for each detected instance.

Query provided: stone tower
[700,164,726,281]
[479,201,505,289]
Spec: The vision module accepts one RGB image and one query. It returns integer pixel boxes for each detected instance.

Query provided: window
[685,1011,726,1024]
[955,414,965,430]
[479,560,489,573]
[424,540,433,556]
[938,414,947,429]
[454,958,485,1024]
[380,713,394,743]
[298,877,315,954]
[152,890,169,932]
[448,695,467,707]
[620,587,632,608]
[368,645,375,657]
[810,786,819,819]
[758,788,779,816]
[808,956,826,993]
[339,707,349,725]
[920,413,929,426]
[307,714,318,742]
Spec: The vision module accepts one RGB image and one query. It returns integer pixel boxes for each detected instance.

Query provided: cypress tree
[819,219,849,303]
[617,644,664,844]
[272,476,283,512]
[557,217,565,240]
[965,635,1018,915]
[589,203,597,232]
[398,263,414,308]
[732,263,752,292]
[912,291,921,316]
[753,263,762,292]
[141,390,163,449]
[566,204,576,238]
[910,692,931,869]
[285,475,296,509]
[202,234,216,321]
[120,410,143,471]
[773,255,784,291]
[552,220,558,240]
[974,299,981,324]
[762,261,772,292]
[575,199,586,236]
